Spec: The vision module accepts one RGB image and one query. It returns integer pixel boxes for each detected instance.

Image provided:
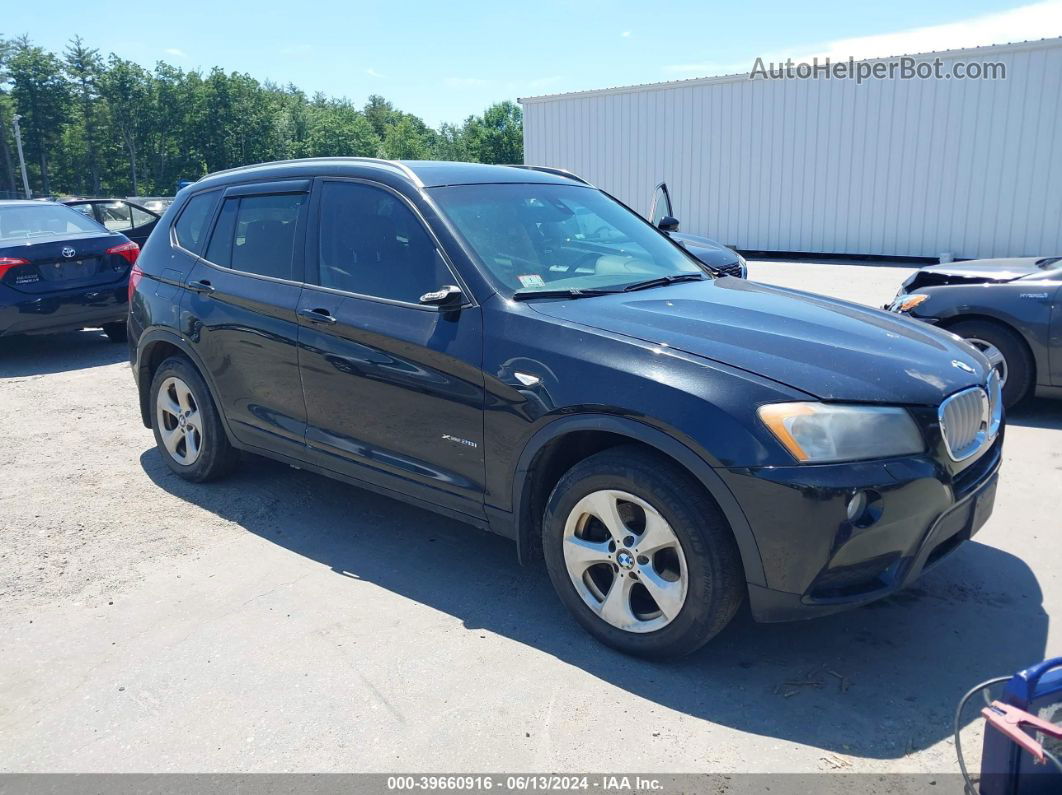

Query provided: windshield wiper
[511,287,619,301]
[621,273,707,292]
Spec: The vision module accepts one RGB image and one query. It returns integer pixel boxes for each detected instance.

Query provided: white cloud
[797,0,1062,62]
[621,31,631,38]
[365,68,384,78]
[665,0,1062,78]
[164,47,187,58]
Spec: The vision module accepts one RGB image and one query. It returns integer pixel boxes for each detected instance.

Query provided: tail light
[0,257,30,278]
[106,240,140,266]
[128,263,144,303]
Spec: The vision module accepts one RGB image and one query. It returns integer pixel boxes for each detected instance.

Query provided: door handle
[187,279,215,295]
[298,307,337,324]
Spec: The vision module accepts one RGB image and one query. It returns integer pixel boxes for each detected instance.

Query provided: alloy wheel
[562,489,688,633]
[156,376,204,466]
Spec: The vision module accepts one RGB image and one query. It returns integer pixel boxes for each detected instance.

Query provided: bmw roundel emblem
[61,246,76,259]
[952,359,975,374]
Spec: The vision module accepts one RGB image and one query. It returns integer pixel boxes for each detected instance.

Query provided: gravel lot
[1,260,1058,775]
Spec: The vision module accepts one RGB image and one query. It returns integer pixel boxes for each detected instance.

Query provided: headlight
[889,293,929,313]
[757,402,925,463]
[736,254,748,278]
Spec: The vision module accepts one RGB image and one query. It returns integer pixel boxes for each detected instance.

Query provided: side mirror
[419,284,465,309]
[658,216,680,233]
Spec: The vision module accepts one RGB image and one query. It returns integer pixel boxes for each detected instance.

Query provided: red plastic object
[982,700,1062,765]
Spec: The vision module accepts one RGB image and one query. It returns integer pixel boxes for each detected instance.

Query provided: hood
[906,257,1056,289]
[668,231,739,267]
[529,278,988,404]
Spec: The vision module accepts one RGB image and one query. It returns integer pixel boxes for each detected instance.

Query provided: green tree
[63,36,103,194]
[99,56,151,193]
[379,115,430,159]
[363,94,398,140]
[0,37,525,196]
[431,121,470,162]
[463,100,523,164]
[305,100,379,157]
[0,37,19,194]
[9,38,69,194]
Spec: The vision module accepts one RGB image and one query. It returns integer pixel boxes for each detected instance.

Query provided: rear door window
[204,193,305,281]
[98,201,134,231]
[173,190,220,255]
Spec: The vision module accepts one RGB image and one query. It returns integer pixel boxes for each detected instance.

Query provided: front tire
[948,319,1033,408]
[542,445,745,659]
[149,356,237,482]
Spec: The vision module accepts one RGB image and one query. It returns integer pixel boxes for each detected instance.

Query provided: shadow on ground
[1006,397,1062,430]
[141,448,1048,761]
[0,330,127,378]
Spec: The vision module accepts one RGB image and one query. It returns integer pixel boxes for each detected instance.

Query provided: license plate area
[38,258,102,282]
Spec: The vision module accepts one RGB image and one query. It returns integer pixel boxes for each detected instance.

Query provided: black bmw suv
[130,159,1004,658]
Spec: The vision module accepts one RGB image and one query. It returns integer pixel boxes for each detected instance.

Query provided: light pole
[11,114,31,199]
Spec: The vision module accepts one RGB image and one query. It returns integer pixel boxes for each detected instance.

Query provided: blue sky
[6,0,1062,126]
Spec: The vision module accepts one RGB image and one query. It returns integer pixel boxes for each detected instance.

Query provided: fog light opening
[847,489,883,529]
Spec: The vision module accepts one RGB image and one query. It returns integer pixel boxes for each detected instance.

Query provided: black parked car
[648,181,747,278]
[130,159,1003,658]
[64,198,160,248]
[1,200,139,341]
[887,256,1062,407]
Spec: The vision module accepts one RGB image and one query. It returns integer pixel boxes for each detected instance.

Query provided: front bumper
[0,283,127,336]
[724,437,1002,622]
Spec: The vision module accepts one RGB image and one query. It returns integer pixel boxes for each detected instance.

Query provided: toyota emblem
[61,246,77,259]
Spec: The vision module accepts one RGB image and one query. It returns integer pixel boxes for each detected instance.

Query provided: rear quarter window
[173,190,220,255]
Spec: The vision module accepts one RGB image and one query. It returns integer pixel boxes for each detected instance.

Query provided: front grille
[717,261,743,277]
[939,372,1002,461]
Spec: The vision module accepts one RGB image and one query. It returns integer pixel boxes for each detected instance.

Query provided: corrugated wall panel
[521,38,1062,259]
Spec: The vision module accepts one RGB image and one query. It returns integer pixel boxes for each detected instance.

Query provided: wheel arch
[136,330,233,440]
[935,313,1039,383]
[510,414,766,587]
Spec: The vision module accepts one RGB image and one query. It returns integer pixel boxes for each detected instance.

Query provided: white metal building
[520,38,1062,260]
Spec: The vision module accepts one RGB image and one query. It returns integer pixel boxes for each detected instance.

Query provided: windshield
[429,183,705,296]
[0,203,104,241]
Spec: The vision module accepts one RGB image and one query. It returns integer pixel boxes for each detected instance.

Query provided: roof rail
[202,157,422,187]
[505,165,591,186]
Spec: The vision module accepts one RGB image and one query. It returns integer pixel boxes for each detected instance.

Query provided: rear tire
[542,445,745,659]
[102,322,127,343]
[149,356,237,482]
[948,319,1033,408]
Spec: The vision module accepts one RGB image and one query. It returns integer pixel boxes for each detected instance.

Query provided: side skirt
[228,436,498,535]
